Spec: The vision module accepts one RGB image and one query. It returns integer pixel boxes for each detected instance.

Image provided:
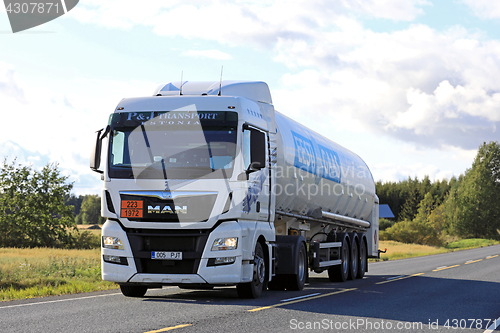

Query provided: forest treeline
[377,141,500,245]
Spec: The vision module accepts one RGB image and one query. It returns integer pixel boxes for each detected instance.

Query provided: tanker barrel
[321,211,371,228]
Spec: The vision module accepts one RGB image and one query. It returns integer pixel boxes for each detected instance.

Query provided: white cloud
[342,0,430,21]
[181,49,232,60]
[370,162,455,183]
[69,1,428,47]
[460,0,500,19]
[271,23,500,150]
[0,61,26,102]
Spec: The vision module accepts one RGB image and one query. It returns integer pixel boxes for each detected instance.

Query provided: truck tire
[328,233,350,282]
[285,241,307,291]
[120,285,148,297]
[348,234,359,280]
[237,242,266,299]
[357,236,367,279]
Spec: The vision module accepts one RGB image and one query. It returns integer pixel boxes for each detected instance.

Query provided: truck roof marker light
[228,106,235,109]
[117,107,124,110]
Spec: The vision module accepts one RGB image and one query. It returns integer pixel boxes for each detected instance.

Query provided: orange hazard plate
[121,200,143,218]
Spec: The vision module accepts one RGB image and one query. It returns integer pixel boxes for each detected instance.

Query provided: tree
[0,160,76,248]
[382,192,442,246]
[399,177,421,221]
[65,194,84,219]
[77,195,105,225]
[446,141,500,239]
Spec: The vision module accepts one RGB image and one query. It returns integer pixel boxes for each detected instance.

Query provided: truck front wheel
[120,285,148,297]
[237,242,266,299]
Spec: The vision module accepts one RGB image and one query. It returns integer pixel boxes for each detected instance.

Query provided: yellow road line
[248,288,357,312]
[375,272,424,285]
[486,255,498,259]
[248,306,273,312]
[144,324,192,333]
[465,259,483,264]
[433,264,460,272]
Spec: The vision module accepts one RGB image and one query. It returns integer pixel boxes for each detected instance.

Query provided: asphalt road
[1,245,499,333]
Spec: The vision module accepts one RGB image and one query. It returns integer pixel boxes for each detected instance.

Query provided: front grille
[146,236,195,252]
[139,259,198,274]
[126,229,209,275]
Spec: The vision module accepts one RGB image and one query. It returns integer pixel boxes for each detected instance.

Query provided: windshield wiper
[160,158,168,179]
[140,125,154,163]
[140,124,168,179]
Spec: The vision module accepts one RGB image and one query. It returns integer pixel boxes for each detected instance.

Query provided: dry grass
[0,247,117,301]
[376,241,448,261]
[374,239,500,261]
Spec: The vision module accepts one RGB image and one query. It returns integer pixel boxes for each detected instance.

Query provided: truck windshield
[108,111,238,180]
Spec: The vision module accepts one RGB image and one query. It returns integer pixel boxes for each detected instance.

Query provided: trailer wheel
[328,233,350,282]
[348,235,359,280]
[285,241,307,291]
[237,242,265,299]
[120,285,148,297]
[357,237,367,279]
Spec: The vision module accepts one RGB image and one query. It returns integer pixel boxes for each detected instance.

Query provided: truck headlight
[102,236,124,250]
[211,237,238,251]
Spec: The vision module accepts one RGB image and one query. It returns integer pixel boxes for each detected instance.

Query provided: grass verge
[0,248,118,302]
[373,238,499,261]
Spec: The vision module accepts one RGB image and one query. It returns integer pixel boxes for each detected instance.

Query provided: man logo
[148,205,188,215]
[4,0,79,33]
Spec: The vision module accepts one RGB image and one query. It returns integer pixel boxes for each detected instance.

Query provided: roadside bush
[382,219,442,246]
[69,230,101,249]
[379,218,395,231]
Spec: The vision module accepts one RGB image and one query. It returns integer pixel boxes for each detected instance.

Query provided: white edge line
[0,292,122,309]
[280,293,321,302]
[484,317,500,333]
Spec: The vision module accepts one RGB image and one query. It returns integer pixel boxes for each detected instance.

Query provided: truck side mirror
[90,126,110,174]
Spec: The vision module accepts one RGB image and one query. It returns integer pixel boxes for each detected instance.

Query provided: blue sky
[1,0,499,195]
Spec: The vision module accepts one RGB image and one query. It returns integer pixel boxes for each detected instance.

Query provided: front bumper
[101,219,251,285]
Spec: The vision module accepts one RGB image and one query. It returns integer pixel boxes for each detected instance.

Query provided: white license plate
[151,251,182,260]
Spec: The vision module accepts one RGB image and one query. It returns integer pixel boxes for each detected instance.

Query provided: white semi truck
[90,80,380,299]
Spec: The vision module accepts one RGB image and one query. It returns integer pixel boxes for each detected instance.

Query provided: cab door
[242,126,270,221]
